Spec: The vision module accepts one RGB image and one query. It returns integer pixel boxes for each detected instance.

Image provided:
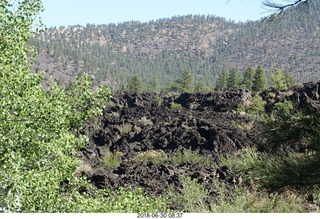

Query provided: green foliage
[236,103,246,113]
[102,152,123,168]
[252,65,268,93]
[283,70,297,87]
[168,68,194,93]
[128,75,144,93]
[108,186,171,213]
[170,102,183,110]
[221,147,320,194]
[153,95,163,107]
[223,98,320,194]
[227,68,242,89]
[195,81,211,92]
[247,95,266,117]
[166,174,307,213]
[147,76,161,93]
[166,176,209,212]
[121,124,133,135]
[132,149,212,166]
[241,66,255,91]
[0,0,113,212]
[264,100,317,151]
[132,150,168,165]
[271,69,287,91]
[209,174,308,213]
[216,68,229,89]
[34,183,171,213]
[170,149,212,165]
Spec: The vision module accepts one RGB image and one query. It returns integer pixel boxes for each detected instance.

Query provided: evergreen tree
[128,75,144,93]
[195,81,211,92]
[252,65,267,93]
[216,68,229,89]
[271,69,287,91]
[227,68,242,89]
[283,70,297,88]
[168,68,194,93]
[147,76,161,93]
[241,66,255,91]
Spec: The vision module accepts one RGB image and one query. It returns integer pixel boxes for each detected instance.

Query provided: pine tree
[241,66,255,91]
[227,68,242,89]
[252,65,267,93]
[216,68,229,89]
[147,76,161,93]
[178,68,194,93]
[271,69,287,91]
[195,81,211,92]
[283,70,297,88]
[128,75,144,93]
[168,68,194,93]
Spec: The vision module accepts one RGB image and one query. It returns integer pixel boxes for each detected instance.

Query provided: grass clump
[166,176,210,213]
[165,174,312,213]
[121,124,132,135]
[170,149,212,165]
[153,95,163,107]
[132,149,212,166]
[133,150,168,164]
[55,183,172,213]
[108,186,171,213]
[102,152,123,168]
[170,102,183,110]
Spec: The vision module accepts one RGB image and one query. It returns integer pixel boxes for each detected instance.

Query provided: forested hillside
[30,3,320,90]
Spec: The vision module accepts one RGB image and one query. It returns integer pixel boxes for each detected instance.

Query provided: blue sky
[41,0,268,27]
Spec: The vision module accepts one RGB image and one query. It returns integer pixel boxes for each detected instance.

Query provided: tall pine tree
[168,68,194,93]
[227,68,242,89]
[283,70,297,88]
[252,65,267,93]
[216,68,229,89]
[241,66,256,91]
[271,69,287,91]
[128,75,144,93]
[147,76,161,93]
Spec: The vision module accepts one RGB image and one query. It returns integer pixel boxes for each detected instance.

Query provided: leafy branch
[260,0,312,27]
[263,0,309,12]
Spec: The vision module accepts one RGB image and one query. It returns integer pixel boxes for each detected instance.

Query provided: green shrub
[153,95,163,107]
[220,147,320,211]
[170,102,183,110]
[247,95,266,117]
[209,177,308,213]
[49,183,171,213]
[236,103,246,113]
[0,1,113,212]
[166,176,209,212]
[108,186,171,213]
[121,124,132,135]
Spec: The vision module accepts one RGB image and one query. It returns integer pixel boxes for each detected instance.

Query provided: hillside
[30,6,320,90]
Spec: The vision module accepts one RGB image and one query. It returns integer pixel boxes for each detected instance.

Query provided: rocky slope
[77,81,320,210]
[77,89,261,207]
